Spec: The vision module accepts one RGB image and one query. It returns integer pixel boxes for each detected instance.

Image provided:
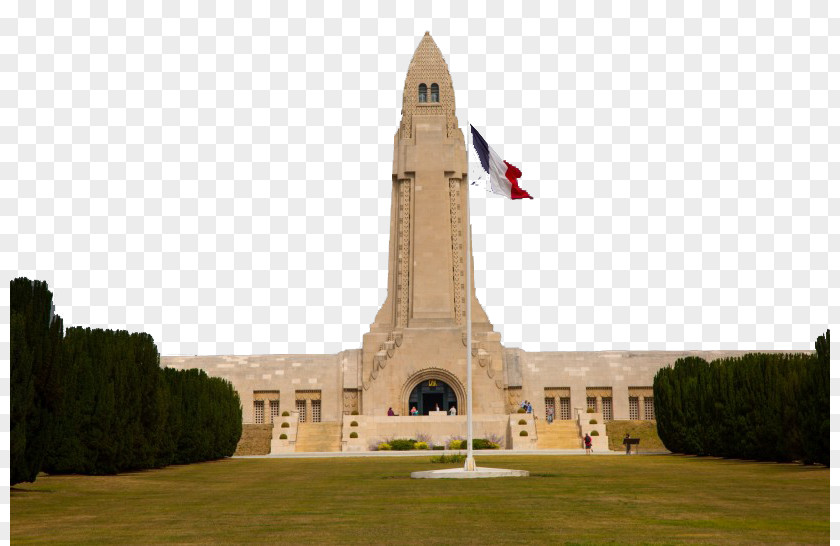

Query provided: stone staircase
[295,422,342,452]
[234,424,273,456]
[535,420,581,449]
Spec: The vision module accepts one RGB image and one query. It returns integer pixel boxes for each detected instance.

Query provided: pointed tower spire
[399,33,458,139]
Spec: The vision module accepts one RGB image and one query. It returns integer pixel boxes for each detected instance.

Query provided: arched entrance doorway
[408,379,457,415]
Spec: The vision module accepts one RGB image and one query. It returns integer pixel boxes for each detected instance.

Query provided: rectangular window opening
[602,397,613,421]
[629,397,639,420]
[558,398,571,420]
[296,399,306,422]
[644,397,655,420]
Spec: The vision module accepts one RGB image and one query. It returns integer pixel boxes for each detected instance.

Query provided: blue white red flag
[469,125,533,200]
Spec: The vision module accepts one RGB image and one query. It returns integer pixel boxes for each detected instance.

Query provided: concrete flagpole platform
[410,466,529,479]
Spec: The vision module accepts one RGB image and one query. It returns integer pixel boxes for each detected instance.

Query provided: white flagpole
[465,127,475,472]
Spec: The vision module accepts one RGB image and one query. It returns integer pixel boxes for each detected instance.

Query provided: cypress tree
[10,278,65,485]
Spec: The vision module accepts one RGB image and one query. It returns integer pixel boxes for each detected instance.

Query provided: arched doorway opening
[408,379,457,415]
[400,368,465,416]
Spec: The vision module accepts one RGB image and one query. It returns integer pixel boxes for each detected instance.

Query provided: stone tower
[360,33,506,416]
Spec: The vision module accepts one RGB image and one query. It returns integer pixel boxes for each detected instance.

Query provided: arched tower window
[430,83,439,102]
[418,84,427,103]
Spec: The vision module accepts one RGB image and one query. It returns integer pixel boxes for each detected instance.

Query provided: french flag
[470,125,533,200]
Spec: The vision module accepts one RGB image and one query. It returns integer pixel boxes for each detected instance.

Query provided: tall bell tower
[359,33,505,416]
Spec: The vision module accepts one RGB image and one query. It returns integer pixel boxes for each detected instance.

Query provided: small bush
[448,439,464,450]
[282,411,290,416]
[389,438,416,451]
[586,407,595,413]
[589,419,597,424]
[517,408,527,413]
[279,433,287,440]
[591,430,599,436]
[350,421,358,427]
[432,445,445,451]
[351,410,359,415]
[472,438,499,450]
[415,441,429,450]
[281,422,290,428]
[431,454,466,464]
[519,430,529,437]
[349,432,358,439]
[377,442,392,451]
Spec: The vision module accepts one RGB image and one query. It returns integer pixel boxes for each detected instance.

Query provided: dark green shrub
[518,419,527,425]
[517,408,526,413]
[281,411,290,417]
[472,438,499,450]
[589,419,597,424]
[11,277,243,481]
[349,432,358,439]
[586,407,595,413]
[388,438,416,451]
[432,445,445,450]
[654,332,829,466]
[591,430,599,436]
[350,421,358,427]
[279,433,287,440]
[351,410,359,415]
[11,278,65,484]
[519,430,528,437]
[281,422,290,428]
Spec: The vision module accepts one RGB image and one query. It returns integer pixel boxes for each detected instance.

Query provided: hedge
[11,278,242,483]
[653,330,829,466]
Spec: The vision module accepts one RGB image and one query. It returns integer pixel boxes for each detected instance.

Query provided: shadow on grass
[11,487,55,495]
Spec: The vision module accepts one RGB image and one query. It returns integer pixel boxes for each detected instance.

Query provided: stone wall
[162,352,349,423]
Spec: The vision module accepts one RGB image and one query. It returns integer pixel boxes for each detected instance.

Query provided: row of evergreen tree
[653,330,829,466]
[11,278,242,485]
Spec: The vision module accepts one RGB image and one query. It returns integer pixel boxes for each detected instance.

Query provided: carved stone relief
[449,178,464,325]
[396,179,410,328]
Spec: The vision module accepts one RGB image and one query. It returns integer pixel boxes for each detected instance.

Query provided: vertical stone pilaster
[396,178,411,328]
[449,178,464,325]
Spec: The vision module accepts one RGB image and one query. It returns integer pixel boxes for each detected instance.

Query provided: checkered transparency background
[0,0,838,535]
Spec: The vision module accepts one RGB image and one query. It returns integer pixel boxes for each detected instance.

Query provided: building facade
[162,34,802,451]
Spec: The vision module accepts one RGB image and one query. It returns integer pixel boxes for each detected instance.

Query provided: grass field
[12,455,827,544]
[605,420,668,452]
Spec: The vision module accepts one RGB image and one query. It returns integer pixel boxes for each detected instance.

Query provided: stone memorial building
[162,34,795,453]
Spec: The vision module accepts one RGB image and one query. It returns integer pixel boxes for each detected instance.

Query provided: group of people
[392,405,458,416]
[519,400,533,413]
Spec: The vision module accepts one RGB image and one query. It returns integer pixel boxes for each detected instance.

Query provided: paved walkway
[234,449,671,459]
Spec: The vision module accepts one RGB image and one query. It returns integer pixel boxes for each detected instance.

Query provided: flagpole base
[464,456,476,471]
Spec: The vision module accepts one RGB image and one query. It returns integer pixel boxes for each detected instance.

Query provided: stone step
[295,422,342,452]
[535,420,581,449]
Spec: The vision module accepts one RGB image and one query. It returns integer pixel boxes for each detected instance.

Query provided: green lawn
[606,420,668,452]
[12,455,827,544]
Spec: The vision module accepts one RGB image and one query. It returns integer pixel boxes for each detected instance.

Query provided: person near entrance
[584,433,592,454]
[410,406,418,416]
[387,407,395,416]
[449,405,457,416]
[434,403,440,412]
[547,406,554,424]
